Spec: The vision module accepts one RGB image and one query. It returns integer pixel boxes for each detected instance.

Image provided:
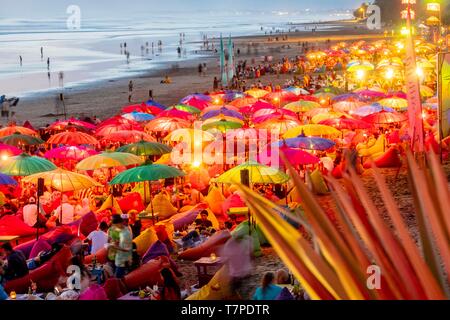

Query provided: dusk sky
[0,0,363,19]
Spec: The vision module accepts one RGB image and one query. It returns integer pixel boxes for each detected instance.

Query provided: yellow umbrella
[283,124,341,139]
[202,116,244,126]
[245,88,269,99]
[347,61,374,72]
[378,98,408,110]
[402,85,434,98]
[311,112,348,124]
[163,128,216,142]
[284,100,321,113]
[256,118,300,136]
[216,161,289,184]
[22,168,101,192]
[76,152,143,171]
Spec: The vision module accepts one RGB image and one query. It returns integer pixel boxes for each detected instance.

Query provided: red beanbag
[331,164,343,179]
[102,278,127,300]
[118,193,145,213]
[363,147,402,169]
[29,239,52,259]
[84,247,108,264]
[178,230,231,261]
[0,215,35,237]
[123,256,171,291]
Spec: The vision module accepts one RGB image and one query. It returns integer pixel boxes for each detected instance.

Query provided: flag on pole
[228,35,235,81]
[404,4,424,153]
[220,34,228,87]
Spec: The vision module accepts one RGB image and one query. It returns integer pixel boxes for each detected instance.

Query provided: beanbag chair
[118,192,145,214]
[79,284,108,300]
[148,191,178,220]
[41,226,76,245]
[123,256,171,291]
[363,147,402,169]
[222,193,245,215]
[68,211,98,237]
[195,208,220,230]
[96,195,122,214]
[277,186,302,205]
[29,239,52,259]
[186,265,236,300]
[142,240,170,264]
[0,215,35,237]
[205,186,225,216]
[309,169,329,195]
[4,246,72,293]
[133,227,158,256]
[102,278,127,300]
[14,239,37,259]
[178,230,231,261]
[84,247,108,264]
[168,206,205,231]
[331,164,343,179]
[358,135,386,157]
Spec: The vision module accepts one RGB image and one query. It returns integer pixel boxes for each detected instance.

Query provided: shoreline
[9,20,387,128]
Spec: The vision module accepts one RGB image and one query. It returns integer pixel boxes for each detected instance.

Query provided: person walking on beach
[19,55,22,66]
[202,63,207,76]
[40,47,43,60]
[47,57,50,70]
[198,63,203,77]
[126,51,130,64]
[213,77,219,91]
[128,80,133,102]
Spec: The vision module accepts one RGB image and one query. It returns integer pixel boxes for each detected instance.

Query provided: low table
[0,235,20,246]
[194,256,226,288]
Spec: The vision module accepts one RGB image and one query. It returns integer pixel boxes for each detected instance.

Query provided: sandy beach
[9,20,389,128]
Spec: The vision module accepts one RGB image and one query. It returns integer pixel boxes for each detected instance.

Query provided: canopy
[100,130,155,143]
[0,126,37,137]
[0,133,44,146]
[283,100,321,113]
[22,168,101,192]
[273,135,336,151]
[44,146,99,161]
[202,120,243,133]
[47,131,99,146]
[76,152,143,170]
[216,161,289,184]
[167,104,201,114]
[0,153,57,176]
[0,173,18,185]
[117,141,172,156]
[122,112,155,122]
[145,117,190,132]
[109,164,185,184]
[362,110,407,124]
[283,124,341,139]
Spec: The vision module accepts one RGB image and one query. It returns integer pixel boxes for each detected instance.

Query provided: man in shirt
[22,197,38,227]
[110,215,132,278]
[53,195,74,225]
[0,242,29,280]
[86,222,109,255]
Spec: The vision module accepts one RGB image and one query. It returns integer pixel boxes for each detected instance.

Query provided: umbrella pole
[148,181,155,224]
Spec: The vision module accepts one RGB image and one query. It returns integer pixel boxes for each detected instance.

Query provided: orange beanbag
[84,247,108,264]
[363,147,402,169]
[178,230,231,261]
[123,256,171,291]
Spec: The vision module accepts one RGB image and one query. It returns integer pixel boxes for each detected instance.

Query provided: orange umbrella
[47,131,99,145]
[145,117,190,133]
[0,125,37,137]
[229,97,258,108]
[256,118,300,136]
[100,130,156,143]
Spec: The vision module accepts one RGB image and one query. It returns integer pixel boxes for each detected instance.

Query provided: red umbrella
[0,143,22,159]
[47,131,99,145]
[95,117,143,136]
[48,118,96,131]
[121,103,162,115]
[157,109,194,120]
[362,110,407,125]
[319,116,371,130]
[44,146,99,161]
[263,91,299,104]
[181,97,210,110]
[100,130,156,143]
[0,125,37,137]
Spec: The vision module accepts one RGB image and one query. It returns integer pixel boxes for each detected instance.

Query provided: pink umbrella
[44,146,99,161]
[319,116,371,130]
[253,108,297,120]
[263,91,299,104]
[145,117,190,132]
[100,130,156,143]
[252,112,297,124]
[121,103,162,115]
[95,117,143,136]
[259,145,320,166]
[356,90,386,100]
[181,97,211,110]
[157,109,194,120]
[362,110,407,125]
[0,143,22,159]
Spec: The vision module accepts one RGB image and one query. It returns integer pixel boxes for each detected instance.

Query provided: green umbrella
[215,160,290,184]
[76,151,144,171]
[0,153,57,176]
[168,104,201,114]
[0,132,44,146]
[110,164,185,220]
[116,141,172,156]
[202,119,243,133]
[315,86,344,95]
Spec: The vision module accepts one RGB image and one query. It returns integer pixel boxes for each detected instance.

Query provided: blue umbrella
[145,100,167,110]
[122,112,155,122]
[0,173,18,185]
[202,107,244,120]
[223,90,245,102]
[351,103,394,117]
[272,134,336,151]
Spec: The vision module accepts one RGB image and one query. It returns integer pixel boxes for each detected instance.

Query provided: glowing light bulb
[386,68,394,80]
[356,69,365,80]
[192,161,201,168]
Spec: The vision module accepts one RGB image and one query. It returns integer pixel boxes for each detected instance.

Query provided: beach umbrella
[284,87,310,96]
[263,91,298,105]
[122,103,163,115]
[216,161,289,184]
[47,131,99,146]
[202,107,244,120]
[332,100,365,113]
[164,128,216,143]
[95,123,143,137]
[76,152,144,171]
[22,168,101,192]
[145,117,190,133]
[0,143,22,158]
[355,89,386,101]
[319,117,371,130]
[260,145,320,166]
[332,93,365,102]
[378,98,408,111]
[418,85,435,98]
[284,100,321,113]
[0,173,17,185]
[362,110,407,125]
[202,119,243,133]
[0,133,44,147]
[283,124,341,139]
[240,101,276,115]
[157,109,194,120]
[48,118,96,131]
[44,146,99,161]
[256,118,300,136]
[202,116,244,126]
[311,112,349,124]
[167,104,201,114]
[273,135,336,151]
[304,108,332,118]
[221,90,246,102]
[144,100,167,110]
[245,88,269,99]
[117,141,172,156]
[0,153,57,176]
[100,130,156,144]
[181,94,211,103]
[313,92,336,101]
[315,86,344,95]
[346,61,374,72]
[180,97,210,110]
[386,91,407,99]
[229,97,258,108]
[350,104,394,117]
[122,112,155,122]
[252,112,297,124]
[0,126,37,137]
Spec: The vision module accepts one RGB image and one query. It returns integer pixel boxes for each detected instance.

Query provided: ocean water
[0,10,353,97]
